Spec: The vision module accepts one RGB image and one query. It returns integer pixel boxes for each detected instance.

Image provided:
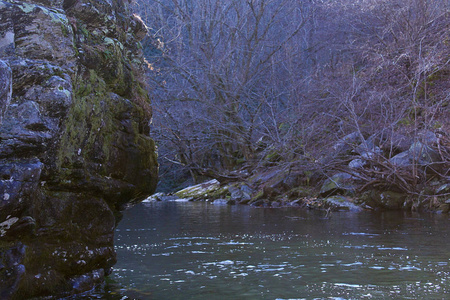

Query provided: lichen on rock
[0,0,158,298]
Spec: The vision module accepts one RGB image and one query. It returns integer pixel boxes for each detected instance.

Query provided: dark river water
[90,201,449,299]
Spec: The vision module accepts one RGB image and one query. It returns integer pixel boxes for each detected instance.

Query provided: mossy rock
[174,179,229,200]
[322,195,362,212]
[250,190,264,202]
[286,186,315,199]
[319,173,358,197]
[360,190,406,210]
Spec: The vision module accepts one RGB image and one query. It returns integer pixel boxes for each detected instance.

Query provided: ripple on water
[342,232,380,237]
[107,203,450,300]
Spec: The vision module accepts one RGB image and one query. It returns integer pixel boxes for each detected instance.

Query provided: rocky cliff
[0,0,158,297]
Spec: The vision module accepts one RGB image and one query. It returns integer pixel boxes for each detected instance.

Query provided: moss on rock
[0,0,158,297]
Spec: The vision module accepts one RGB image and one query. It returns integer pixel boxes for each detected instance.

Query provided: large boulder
[377,132,413,154]
[174,179,227,200]
[319,172,358,197]
[0,0,158,298]
[322,195,363,212]
[360,190,407,210]
[390,141,441,172]
[332,132,363,158]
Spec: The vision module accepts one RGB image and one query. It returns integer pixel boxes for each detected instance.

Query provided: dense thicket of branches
[133,0,449,191]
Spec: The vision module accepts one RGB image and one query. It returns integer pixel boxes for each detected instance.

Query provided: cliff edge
[0,0,158,297]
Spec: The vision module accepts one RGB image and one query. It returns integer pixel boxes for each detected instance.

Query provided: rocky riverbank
[150,130,449,213]
[0,0,158,298]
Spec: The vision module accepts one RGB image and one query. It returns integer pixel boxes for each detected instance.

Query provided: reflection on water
[90,201,449,299]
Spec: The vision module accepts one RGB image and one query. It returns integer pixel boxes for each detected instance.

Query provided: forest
[0,0,448,297]
[134,0,449,208]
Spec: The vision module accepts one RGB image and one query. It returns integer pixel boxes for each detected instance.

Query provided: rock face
[0,60,12,124]
[0,0,158,298]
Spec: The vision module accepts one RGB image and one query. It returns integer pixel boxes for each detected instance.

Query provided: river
[87,201,449,299]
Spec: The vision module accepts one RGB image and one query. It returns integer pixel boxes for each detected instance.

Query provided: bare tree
[132,0,449,191]
[134,0,312,182]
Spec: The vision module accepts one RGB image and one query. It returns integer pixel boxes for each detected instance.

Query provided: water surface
[94,201,449,299]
